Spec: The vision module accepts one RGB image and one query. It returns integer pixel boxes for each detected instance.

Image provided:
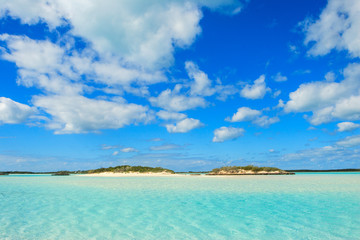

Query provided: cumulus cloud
[212,126,244,142]
[0,97,36,124]
[185,61,215,96]
[149,86,207,112]
[337,122,360,132]
[226,107,261,122]
[303,0,360,57]
[336,135,360,147]
[33,95,153,134]
[284,63,360,125]
[226,106,279,127]
[165,118,203,133]
[240,75,270,99]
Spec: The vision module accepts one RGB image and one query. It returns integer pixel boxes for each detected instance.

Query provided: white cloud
[272,90,281,98]
[226,106,279,127]
[226,107,261,122]
[0,0,244,70]
[273,72,287,82]
[157,110,187,121]
[185,61,215,96]
[240,75,270,99]
[214,84,239,101]
[165,118,203,133]
[101,144,119,150]
[252,116,279,128]
[284,63,360,125]
[33,95,153,134]
[112,151,119,156]
[149,86,207,112]
[280,145,360,169]
[289,44,300,55]
[149,138,163,142]
[303,0,360,57]
[0,97,35,124]
[337,135,360,147]
[0,34,166,95]
[121,147,138,153]
[150,144,181,151]
[0,0,246,134]
[212,126,244,142]
[337,122,360,132]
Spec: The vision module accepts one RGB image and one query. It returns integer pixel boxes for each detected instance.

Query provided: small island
[208,165,295,175]
[78,165,175,176]
[52,171,71,176]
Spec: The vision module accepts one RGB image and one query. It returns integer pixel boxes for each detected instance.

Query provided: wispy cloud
[150,144,182,151]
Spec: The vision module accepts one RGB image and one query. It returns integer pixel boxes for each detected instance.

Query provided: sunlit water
[1,174,359,240]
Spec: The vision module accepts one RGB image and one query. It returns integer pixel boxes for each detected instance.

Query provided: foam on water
[0,174,359,240]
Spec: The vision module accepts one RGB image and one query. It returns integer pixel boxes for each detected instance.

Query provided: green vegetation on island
[51,171,71,176]
[209,165,294,175]
[84,165,175,174]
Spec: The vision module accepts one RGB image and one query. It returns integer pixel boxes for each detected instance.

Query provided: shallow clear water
[0,174,359,240]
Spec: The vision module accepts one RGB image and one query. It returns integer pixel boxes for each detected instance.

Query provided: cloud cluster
[283,0,360,127]
[0,1,244,134]
[284,64,360,125]
[150,61,239,133]
[0,0,243,70]
[280,144,360,169]
[303,0,360,57]
[212,126,244,142]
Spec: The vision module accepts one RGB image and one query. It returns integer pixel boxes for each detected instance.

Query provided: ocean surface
[0,174,359,240]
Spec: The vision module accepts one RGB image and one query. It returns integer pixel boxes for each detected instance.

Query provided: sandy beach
[77,172,183,177]
[76,171,293,177]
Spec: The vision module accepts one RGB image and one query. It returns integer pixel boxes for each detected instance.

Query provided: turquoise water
[0,174,359,240]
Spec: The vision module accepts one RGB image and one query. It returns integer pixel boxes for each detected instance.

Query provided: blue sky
[0,0,359,171]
